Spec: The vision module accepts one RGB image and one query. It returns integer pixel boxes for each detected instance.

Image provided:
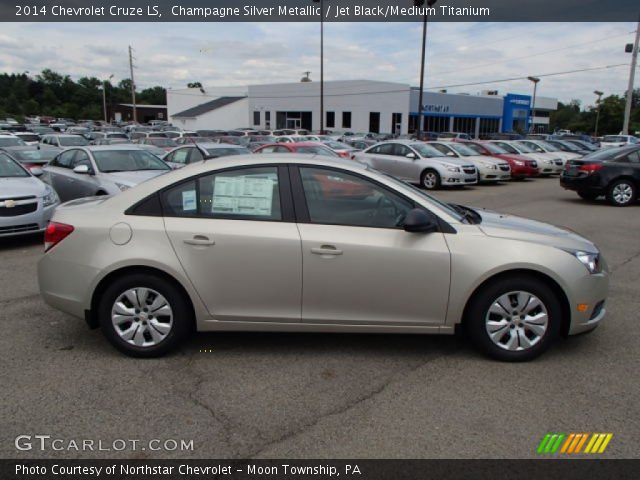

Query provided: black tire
[98,273,193,357]
[606,179,636,207]
[577,191,599,201]
[421,169,441,190]
[465,275,562,362]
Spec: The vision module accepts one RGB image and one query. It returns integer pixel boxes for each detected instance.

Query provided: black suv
[560,145,640,206]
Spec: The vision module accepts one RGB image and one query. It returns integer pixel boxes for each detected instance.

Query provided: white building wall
[171,98,249,131]
[248,80,411,134]
[167,86,249,125]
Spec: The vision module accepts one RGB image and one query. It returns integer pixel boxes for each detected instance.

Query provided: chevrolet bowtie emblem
[4,200,16,208]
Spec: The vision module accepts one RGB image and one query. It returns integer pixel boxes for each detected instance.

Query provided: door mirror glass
[405,152,417,159]
[403,208,439,233]
[30,167,43,177]
[73,164,90,175]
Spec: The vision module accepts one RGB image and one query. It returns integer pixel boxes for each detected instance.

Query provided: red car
[455,140,539,179]
[254,142,371,199]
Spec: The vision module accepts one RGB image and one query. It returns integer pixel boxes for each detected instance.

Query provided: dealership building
[167,80,557,136]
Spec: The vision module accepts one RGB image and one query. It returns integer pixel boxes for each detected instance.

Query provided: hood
[431,156,473,167]
[0,176,47,199]
[102,169,168,187]
[476,209,597,252]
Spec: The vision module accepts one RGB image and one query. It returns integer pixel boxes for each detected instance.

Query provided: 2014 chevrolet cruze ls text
[38,155,609,361]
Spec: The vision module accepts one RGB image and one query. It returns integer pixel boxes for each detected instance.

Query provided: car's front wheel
[421,169,441,190]
[98,273,193,357]
[606,179,636,207]
[465,276,561,361]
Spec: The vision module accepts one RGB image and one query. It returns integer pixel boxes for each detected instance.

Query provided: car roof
[81,145,151,151]
[194,142,248,149]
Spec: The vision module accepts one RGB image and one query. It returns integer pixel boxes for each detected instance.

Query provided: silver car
[488,141,563,176]
[41,146,171,202]
[427,141,511,182]
[0,152,59,237]
[38,155,608,361]
[163,143,252,169]
[353,140,477,189]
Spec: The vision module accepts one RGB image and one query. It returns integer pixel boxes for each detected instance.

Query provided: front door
[294,166,451,326]
[162,165,302,323]
[286,118,301,130]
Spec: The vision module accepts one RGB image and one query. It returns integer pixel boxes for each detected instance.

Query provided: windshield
[410,143,446,158]
[509,142,534,153]
[296,146,339,157]
[0,137,26,146]
[536,141,560,152]
[107,133,129,139]
[548,140,579,152]
[59,136,89,146]
[438,133,456,139]
[11,149,58,163]
[0,154,29,177]
[481,142,508,154]
[147,138,177,147]
[93,150,171,172]
[448,144,477,156]
[17,134,40,142]
[204,147,251,157]
[602,136,628,142]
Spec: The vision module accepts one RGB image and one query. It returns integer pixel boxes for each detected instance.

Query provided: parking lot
[1,176,638,459]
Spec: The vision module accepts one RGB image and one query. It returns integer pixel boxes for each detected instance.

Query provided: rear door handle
[311,245,343,256]
[183,235,215,246]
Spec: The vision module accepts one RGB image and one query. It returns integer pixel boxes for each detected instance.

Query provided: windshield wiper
[450,204,481,224]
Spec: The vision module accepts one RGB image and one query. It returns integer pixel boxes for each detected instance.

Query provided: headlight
[544,159,553,164]
[446,166,460,172]
[115,183,130,192]
[42,185,59,207]
[564,249,602,274]
[514,160,524,166]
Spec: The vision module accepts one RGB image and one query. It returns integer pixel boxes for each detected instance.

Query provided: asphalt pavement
[1,176,638,459]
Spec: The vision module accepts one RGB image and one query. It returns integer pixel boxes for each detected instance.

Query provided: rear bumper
[560,173,605,194]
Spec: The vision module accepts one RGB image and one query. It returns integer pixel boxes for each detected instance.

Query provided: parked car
[487,141,562,176]
[437,132,472,141]
[254,142,340,157]
[461,141,539,179]
[564,139,599,152]
[138,137,178,152]
[13,132,41,146]
[354,140,477,190]
[129,131,169,141]
[343,139,376,150]
[427,141,511,182]
[599,135,638,149]
[0,146,60,170]
[28,125,55,136]
[41,146,171,202]
[544,139,590,156]
[163,143,252,169]
[560,145,640,206]
[89,131,129,143]
[37,155,608,361]
[514,140,580,163]
[41,134,89,148]
[0,134,26,147]
[216,136,251,146]
[0,152,59,237]
[320,140,358,158]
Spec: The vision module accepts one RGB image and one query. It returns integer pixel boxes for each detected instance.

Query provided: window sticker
[212,175,275,216]
[182,190,197,211]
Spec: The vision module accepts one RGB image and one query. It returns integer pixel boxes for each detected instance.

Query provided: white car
[488,141,563,176]
[427,141,511,182]
[515,140,581,164]
[353,140,477,189]
[437,132,472,141]
[0,133,26,147]
[600,135,638,149]
[13,132,41,146]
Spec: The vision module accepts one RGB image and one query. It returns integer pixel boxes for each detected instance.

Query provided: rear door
[358,143,397,174]
[162,164,302,323]
[43,149,78,201]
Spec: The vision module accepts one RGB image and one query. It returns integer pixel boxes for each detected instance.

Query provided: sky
[0,21,637,108]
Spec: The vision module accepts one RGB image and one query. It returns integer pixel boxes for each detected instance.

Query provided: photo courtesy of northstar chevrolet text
[0,0,638,477]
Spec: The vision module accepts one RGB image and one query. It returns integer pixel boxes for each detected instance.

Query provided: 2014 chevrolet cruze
[38,155,609,361]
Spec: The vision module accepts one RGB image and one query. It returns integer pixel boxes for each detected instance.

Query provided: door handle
[311,245,343,256]
[183,235,215,246]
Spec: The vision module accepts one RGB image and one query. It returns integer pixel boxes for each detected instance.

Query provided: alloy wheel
[612,183,633,205]
[485,291,548,351]
[423,172,438,189]
[111,287,173,347]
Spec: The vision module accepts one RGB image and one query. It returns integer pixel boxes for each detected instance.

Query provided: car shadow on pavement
[0,233,43,250]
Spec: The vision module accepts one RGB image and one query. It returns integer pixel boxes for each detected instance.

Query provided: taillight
[44,222,74,252]
[578,163,603,174]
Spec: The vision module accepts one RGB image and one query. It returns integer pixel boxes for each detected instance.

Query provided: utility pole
[594,90,603,137]
[103,74,114,123]
[622,18,639,135]
[129,45,138,124]
[527,76,540,133]
[312,0,324,133]
[415,0,438,140]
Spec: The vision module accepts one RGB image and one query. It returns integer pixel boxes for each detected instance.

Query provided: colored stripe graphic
[585,433,614,454]
[537,433,565,454]
[539,433,612,454]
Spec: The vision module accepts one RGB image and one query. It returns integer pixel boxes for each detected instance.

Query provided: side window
[188,148,204,163]
[170,149,190,165]
[393,144,412,157]
[430,143,453,156]
[299,167,413,229]
[162,167,282,221]
[56,150,77,168]
[71,150,91,168]
[626,151,640,163]
[274,146,291,153]
[370,143,394,155]
[257,146,277,153]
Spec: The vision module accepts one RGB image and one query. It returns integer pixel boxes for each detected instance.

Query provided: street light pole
[415,0,437,140]
[593,90,603,137]
[102,74,114,123]
[622,17,639,135]
[527,76,540,133]
[312,0,324,133]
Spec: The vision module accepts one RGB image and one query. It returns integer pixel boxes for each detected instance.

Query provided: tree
[187,82,202,89]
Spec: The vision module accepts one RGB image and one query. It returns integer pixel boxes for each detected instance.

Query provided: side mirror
[446,151,456,156]
[73,164,91,175]
[30,167,43,177]
[405,152,417,159]
[403,208,439,233]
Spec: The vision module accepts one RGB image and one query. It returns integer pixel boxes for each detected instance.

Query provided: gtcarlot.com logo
[537,433,613,454]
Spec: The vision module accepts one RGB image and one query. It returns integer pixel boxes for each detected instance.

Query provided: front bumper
[478,167,511,182]
[511,165,539,178]
[0,200,57,238]
[442,171,478,186]
[567,271,609,335]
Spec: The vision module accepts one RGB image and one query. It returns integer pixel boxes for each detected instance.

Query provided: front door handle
[183,235,215,246]
[311,245,343,256]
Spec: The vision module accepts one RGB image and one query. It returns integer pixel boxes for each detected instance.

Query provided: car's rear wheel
[465,276,561,361]
[421,169,441,190]
[98,273,192,357]
[577,191,599,201]
[606,179,636,207]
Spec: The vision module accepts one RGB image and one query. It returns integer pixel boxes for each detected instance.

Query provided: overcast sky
[0,22,637,108]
